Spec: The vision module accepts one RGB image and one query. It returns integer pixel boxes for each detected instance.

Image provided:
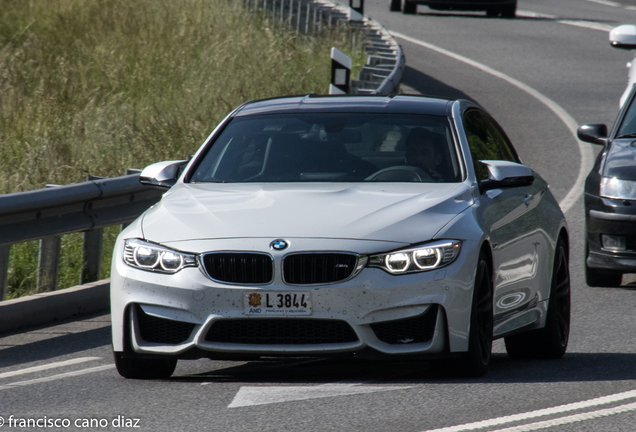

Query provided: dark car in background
[390,0,516,18]
[578,84,636,287]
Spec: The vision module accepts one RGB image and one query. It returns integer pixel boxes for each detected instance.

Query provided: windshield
[617,94,636,138]
[189,113,462,183]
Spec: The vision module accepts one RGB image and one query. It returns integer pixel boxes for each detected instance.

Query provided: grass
[0,0,367,299]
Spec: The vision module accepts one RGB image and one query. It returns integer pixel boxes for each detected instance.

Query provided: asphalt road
[1,1,636,431]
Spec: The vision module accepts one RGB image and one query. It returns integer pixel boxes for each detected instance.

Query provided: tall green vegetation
[0,0,366,298]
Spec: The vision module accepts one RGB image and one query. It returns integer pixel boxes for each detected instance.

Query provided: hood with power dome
[140,182,471,246]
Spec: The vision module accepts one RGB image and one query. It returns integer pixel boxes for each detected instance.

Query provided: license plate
[244,291,312,316]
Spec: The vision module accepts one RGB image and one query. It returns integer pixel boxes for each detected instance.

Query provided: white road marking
[390,31,593,214]
[0,357,101,380]
[0,365,114,391]
[517,10,614,32]
[228,383,413,408]
[418,388,636,431]
[627,5,636,10]
[487,401,636,432]
[585,0,620,7]
[555,19,615,32]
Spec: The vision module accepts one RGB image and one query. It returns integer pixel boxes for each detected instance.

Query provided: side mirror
[479,160,534,192]
[577,124,608,146]
[139,160,189,188]
[610,25,636,50]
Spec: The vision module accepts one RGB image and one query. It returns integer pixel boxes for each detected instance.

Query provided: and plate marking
[245,291,312,316]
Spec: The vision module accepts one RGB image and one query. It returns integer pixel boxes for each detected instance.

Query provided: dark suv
[578,85,636,287]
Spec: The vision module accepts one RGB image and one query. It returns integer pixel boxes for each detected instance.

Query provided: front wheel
[459,253,494,376]
[114,352,177,380]
[585,243,622,287]
[401,0,417,14]
[500,2,516,18]
[505,237,570,359]
[486,8,500,17]
[586,264,622,287]
[390,0,401,12]
[434,252,492,377]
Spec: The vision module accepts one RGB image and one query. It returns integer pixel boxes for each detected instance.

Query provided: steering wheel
[364,165,434,182]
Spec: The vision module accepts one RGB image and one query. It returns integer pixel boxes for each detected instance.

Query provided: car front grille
[136,305,196,344]
[370,305,438,345]
[205,319,359,345]
[283,253,358,285]
[202,253,273,284]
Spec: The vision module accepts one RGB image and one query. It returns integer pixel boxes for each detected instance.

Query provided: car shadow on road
[171,352,636,385]
[399,66,477,103]
[483,352,636,383]
[0,327,111,369]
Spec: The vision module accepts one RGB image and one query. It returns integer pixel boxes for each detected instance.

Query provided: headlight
[600,177,636,200]
[368,240,461,274]
[124,239,197,273]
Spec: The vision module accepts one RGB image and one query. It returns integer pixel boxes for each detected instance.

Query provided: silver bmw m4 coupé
[111,95,570,379]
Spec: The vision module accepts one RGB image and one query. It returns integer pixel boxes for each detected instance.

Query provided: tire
[486,8,500,17]
[433,252,493,377]
[390,0,401,12]
[401,0,417,14]
[459,253,494,376]
[505,237,570,360]
[500,4,516,18]
[586,265,622,287]
[585,244,622,287]
[114,352,177,380]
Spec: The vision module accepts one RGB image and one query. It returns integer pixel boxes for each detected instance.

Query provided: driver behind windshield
[405,128,449,181]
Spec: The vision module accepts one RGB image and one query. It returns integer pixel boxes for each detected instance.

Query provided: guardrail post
[37,236,61,293]
[349,0,364,15]
[80,175,105,284]
[288,0,293,27]
[329,47,352,94]
[0,244,10,301]
[81,228,103,284]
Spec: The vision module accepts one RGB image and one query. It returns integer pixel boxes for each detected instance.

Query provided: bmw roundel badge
[270,239,289,250]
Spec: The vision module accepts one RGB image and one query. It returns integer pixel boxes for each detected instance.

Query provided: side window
[463,109,520,181]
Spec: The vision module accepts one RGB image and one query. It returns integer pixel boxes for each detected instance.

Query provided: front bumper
[111,238,480,359]
[586,194,636,273]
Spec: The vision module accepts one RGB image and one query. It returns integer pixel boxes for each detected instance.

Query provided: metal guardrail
[0,175,164,299]
[241,0,405,95]
[0,0,405,302]
[311,0,405,95]
[0,174,162,245]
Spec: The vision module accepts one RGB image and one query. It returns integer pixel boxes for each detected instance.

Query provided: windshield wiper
[615,132,636,139]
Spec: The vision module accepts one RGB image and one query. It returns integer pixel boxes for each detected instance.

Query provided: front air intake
[370,305,438,345]
[136,305,195,344]
[205,319,359,345]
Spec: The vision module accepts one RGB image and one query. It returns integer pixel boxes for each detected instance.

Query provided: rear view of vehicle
[389,0,516,18]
